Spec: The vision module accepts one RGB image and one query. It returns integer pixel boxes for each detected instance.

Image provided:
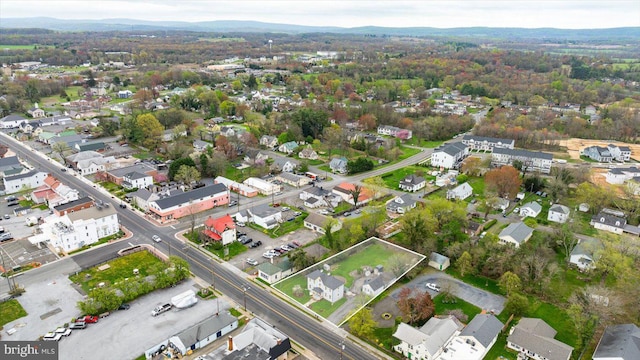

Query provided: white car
[318,209,329,215]
[43,332,63,341]
[152,235,162,243]
[237,222,246,227]
[55,327,72,336]
[426,283,441,292]
[246,258,258,266]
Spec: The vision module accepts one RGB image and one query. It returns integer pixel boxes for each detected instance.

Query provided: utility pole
[339,339,345,360]
[0,249,14,294]
[242,285,250,311]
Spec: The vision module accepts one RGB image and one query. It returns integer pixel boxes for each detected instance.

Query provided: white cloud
[1,0,638,29]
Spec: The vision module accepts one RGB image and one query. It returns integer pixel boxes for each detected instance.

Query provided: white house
[29,205,119,253]
[243,177,281,195]
[570,238,602,271]
[498,222,533,248]
[332,182,372,207]
[3,170,48,194]
[276,172,311,188]
[507,318,573,360]
[519,201,542,218]
[329,157,348,174]
[362,276,385,297]
[461,135,515,152]
[271,157,298,173]
[548,204,570,224]
[122,171,153,190]
[298,146,319,160]
[386,194,417,214]
[256,259,293,284]
[248,204,282,229]
[393,316,463,360]
[431,142,469,169]
[299,187,332,208]
[446,182,473,201]
[604,167,640,185]
[399,174,426,192]
[439,314,503,360]
[278,141,299,154]
[1,114,27,128]
[307,269,345,304]
[590,210,626,235]
[67,151,117,175]
[491,148,553,174]
[304,213,342,234]
[259,135,278,149]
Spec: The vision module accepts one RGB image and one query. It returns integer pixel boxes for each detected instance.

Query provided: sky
[1,0,639,29]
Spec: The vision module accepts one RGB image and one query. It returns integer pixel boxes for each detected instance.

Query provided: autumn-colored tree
[215,135,236,159]
[460,156,483,176]
[485,166,522,199]
[397,288,435,325]
[357,114,377,130]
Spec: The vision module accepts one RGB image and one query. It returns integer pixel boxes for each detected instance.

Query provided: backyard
[248,212,308,238]
[377,165,432,190]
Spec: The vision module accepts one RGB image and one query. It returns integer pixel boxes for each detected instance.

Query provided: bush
[456,174,469,183]
[484,219,497,230]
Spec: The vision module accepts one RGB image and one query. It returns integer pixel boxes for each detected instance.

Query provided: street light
[242,285,250,311]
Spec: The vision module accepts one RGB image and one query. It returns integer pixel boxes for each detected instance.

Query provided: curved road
[1,134,387,360]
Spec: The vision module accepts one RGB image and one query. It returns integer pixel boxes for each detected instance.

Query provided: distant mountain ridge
[1,17,639,40]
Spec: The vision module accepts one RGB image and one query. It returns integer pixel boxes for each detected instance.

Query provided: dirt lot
[559,138,640,161]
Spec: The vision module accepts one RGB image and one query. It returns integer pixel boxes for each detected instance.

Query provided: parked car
[262,252,276,259]
[236,222,246,227]
[69,322,86,329]
[43,332,63,341]
[246,258,258,266]
[151,303,173,317]
[81,315,98,323]
[228,200,238,207]
[343,212,351,217]
[241,237,253,245]
[426,283,441,292]
[250,241,262,248]
[293,211,302,217]
[288,242,298,249]
[55,327,72,336]
[237,232,246,237]
[118,303,130,310]
[293,240,301,247]
[0,227,4,233]
[318,209,329,215]
[3,214,9,219]
[0,233,12,242]
[281,206,290,211]
[152,235,161,243]
[281,245,293,251]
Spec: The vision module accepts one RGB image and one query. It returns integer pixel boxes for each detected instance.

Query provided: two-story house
[393,315,463,360]
[446,182,473,201]
[259,135,278,149]
[278,141,299,154]
[329,157,348,174]
[507,318,573,360]
[386,194,417,214]
[306,270,345,304]
[491,148,553,174]
[202,214,236,246]
[3,170,48,194]
[431,142,469,169]
[122,171,154,190]
[399,174,426,192]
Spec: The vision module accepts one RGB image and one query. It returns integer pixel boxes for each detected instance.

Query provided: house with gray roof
[304,213,341,234]
[605,167,640,185]
[591,211,627,235]
[106,163,157,185]
[75,141,106,152]
[498,222,533,248]
[0,156,22,176]
[256,258,293,284]
[491,148,553,174]
[299,186,332,208]
[221,318,291,360]
[519,201,542,218]
[122,171,153,190]
[570,238,603,271]
[329,157,348,174]
[548,204,570,223]
[259,135,278,149]
[247,203,282,229]
[3,170,47,194]
[1,114,27,128]
[275,172,310,187]
[125,188,157,211]
[393,315,463,360]
[362,276,385,297]
[386,194,417,214]
[431,142,469,169]
[399,174,426,192]
[271,156,298,173]
[507,318,573,360]
[147,183,229,223]
[446,182,473,201]
[428,252,450,271]
[593,323,640,360]
[52,134,85,149]
[307,269,344,303]
[462,135,515,152]
[440,314,503,360]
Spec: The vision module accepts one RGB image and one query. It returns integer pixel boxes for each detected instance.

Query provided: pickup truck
[151,303,172,316]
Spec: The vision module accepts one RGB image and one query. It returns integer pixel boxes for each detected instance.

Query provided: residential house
[202,214,236,246]
[507,318,573,360]
[399,174,426,192]
[362,276,385,297]
[431,142,469,169]
[275,172,311,188]
[29,205,119,252]
[446,182,473,201]
[393,316,463,360]
[51,134,85,149]
[306,270,345,304]
[238,204,282,230]
[278,141,299,154]
[122,171,153,190]
[590,210,627,235]
[244,149,269,165]
[428,252,450,271]
[519,201,542,218]
[604,167,640,185]
[605,144,631,162]
[52,196,94,216]
[27,105,45,118]
[243,177,281,196]
[30,175,79,208]
[329,157,348,174]
[461,135,515,152]
[582,146,613,162]
[126,188,157,211]
[221,318,291,360]
[304,213,342,234]
[377,125,413,139]
[105,163,158,185]
[259,135,278,149]
[569,238,602,271]
[0,156,23,177]
[75,142,106,152]
[147,184,229,224]
[117,90,133,98]
[465,221,483,236]
[491,148,553,174]
[299,186,332,208]
[592,324,640,360]
[494,198,510,211]
[1,114,27,128]
[271,157,298,173]
[547,204,570,223]
[439,314,504,360]
[3,170,48,194]
[386,194,417,214]
[19,120,42,135]
[332,182,372,207]
[298,146,319,160]
[219,126,238,138]
[214,176,259,198]
[193,139,211,152]
[66,151,117,175]
[145,312,238,359]
[256,258,294,284]
[498,222,534,248]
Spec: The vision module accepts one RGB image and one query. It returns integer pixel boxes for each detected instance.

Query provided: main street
[1,133,386,360]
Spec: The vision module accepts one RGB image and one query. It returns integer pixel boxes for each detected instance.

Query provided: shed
[428,252,450,271]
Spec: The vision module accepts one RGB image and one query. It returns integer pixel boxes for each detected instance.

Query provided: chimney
[276,338,282,345]
[228,336,233,351]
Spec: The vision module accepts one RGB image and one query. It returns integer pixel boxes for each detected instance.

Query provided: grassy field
[526,300,579,347]
[378,165,429,189]
[310,297,347,317]
[205,241,247,260]
[41,85,85,105]
[0,44,53,50]
[69,251,164,293]
[484,332,517,360]
[466,177,486,197]
[433,293,482,320]
[0,299,28,327]
[445,268,503,295]
[274,273,311,304]
[248,212,308,238]
[328,243,397,288]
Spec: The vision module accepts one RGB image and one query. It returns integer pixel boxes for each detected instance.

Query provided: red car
[82,315,99,323]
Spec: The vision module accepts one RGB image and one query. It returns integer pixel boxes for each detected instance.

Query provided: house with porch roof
[202,214,236,246]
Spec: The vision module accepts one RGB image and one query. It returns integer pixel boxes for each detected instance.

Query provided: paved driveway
[390,271,505,314]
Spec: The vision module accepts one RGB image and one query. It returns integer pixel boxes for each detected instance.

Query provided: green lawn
[484,332,517,360]
[274,274,311,304]
[69,251,164,293]
[405,138,446,148]
[328,243,396,288]
[205,241,247,260]
[466,177,486,197]
[526,300,579,347]
[445,268,503,295]
[433,293,482,320]
[378,165,428,190]
[372,326,400,351]
[310,297,347,317]
[0,299,28,327]
[397,146,421,161]
[333,202,352,213]
[248,212,308,238]
[0,44,53,50]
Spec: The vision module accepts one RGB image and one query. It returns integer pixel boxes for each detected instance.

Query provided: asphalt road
[1,133,384,360]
